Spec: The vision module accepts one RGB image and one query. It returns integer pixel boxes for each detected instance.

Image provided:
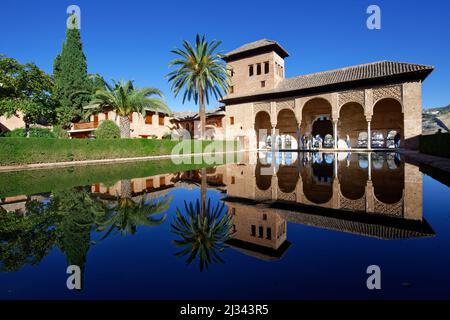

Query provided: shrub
[162,133,172,140]
[94,120,120,139]
[52,125,69,139]
[420,132,450,158]
[4,128,56,138]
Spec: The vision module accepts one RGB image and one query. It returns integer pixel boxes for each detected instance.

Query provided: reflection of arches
[301,162,333,204]
[277,162,299,193]
[276,109,298,150]
[255,111,271,149]
[255,162,272,191]
[372,154,404,204]
[339,102,366,148]
[372,98,403,146]
[338,153,368,200]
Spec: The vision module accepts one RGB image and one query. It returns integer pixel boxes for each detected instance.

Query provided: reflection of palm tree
[171,170,233,271]
[96,189,171,239]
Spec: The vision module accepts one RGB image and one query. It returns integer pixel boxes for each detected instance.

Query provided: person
[301,134,306,150]
[394,132,401,148]
[345,134,350,149]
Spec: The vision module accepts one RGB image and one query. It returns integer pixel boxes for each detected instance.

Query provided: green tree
[84,79,170,138]
[53,14,90,128]
[0,55,56,135]
[167,34,229,139]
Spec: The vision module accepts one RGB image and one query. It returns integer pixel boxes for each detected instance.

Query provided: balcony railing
[73,122,98,130]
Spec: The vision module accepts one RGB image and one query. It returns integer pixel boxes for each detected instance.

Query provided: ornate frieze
[253,102,271,115]
[373,85,402,103]
[275,99,295,113]
[340,195,366,212]
[373,198,403,217]
[338,90,365,107]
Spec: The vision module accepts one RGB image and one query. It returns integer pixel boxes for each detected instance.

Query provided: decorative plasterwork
[338,90,365,107]
[275,99,295,114]
[373,85,402,103]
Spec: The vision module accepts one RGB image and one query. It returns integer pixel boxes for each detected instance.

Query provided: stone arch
[301,98,333,140]
[276,109,298,149]
[254,111,272,149]
[338,102,367,148]
[371,98,404,148]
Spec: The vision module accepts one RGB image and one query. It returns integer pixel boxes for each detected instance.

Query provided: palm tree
[84,79,171,138]
[167,34,230,139]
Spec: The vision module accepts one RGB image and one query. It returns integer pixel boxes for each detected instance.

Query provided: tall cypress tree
[53,14,90,127]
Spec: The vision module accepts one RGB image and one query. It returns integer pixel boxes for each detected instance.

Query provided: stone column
[367,118,372,150]
[333,120,338,149]
[271,125,277,151]
[297,125,301,150]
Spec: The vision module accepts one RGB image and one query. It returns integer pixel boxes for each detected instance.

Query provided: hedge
[0,138,238,166]
[420,132,450,158]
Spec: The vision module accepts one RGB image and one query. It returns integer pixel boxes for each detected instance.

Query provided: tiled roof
[223,39,289,59]
[277,61,434,92]
[172,106,225,121]
[223,60,434,102]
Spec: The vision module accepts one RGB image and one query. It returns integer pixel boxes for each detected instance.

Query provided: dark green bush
[52,125,69,139]
[420,132,450,158]
[94,120,120,139]
[4,128,56,138]
[162,133,172,140]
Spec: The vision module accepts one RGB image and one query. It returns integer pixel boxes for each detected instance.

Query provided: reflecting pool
[1,152,450,299]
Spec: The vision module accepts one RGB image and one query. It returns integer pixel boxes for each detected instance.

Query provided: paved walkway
[400,150,450,173]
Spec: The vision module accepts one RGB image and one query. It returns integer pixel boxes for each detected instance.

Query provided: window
[231,176,235,184]
[263,214,267,220]
[104,112,109,120]
[158,113,165,126]
[251,225,256,237]
[230,116,235,125]
[249,65,254,77]
[159,176,165,186]
[264,61,269,74]
[93,114,99,123]
[256,63,261,75]
[258,226,263,238]
[145,111,153,124]
[261,81,266,88]
[229,68,234,77]
[267,227,272,240]
[94,183,100,193]
[129,113,133,123]
[146,178,154,189]
[230,85,234,94]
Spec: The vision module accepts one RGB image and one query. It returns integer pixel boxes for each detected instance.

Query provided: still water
[1,152,450,299]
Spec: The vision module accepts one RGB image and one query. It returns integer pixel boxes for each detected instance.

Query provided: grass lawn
[0,138,237,166]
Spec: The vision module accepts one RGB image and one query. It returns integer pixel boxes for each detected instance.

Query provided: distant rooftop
[172,106,225,121]
[223,39,289,62]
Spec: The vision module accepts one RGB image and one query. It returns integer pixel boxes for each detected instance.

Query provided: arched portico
[371,98,404,148]
[254,111,272,149]
[338,102,367,148]
[276,109,298,150]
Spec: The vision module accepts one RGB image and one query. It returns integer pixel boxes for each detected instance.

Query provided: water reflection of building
[225,152,434,241]
[226,201,291,261]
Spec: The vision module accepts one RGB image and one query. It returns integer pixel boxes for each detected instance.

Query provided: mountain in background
[423,104,450,135]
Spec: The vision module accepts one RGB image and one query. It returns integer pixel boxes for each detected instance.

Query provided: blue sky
[1,0,449,111]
